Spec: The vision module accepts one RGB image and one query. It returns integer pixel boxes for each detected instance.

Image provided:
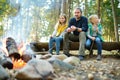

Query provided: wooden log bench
[30,42,120,53]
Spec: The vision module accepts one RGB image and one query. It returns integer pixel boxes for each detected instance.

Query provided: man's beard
[75,16,80,20]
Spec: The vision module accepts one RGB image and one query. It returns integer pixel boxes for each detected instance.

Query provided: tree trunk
[84,0,88,17]
[111,0,119,42]
[68,0,72,20]
[97,0,100,18]
[61,0,67,14]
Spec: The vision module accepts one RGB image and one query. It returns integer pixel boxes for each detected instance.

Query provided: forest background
[0,0,120,43]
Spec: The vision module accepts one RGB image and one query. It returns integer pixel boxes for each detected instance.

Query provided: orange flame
[12,58,26,69]
[2,39,27,69]
[12,42,28,69]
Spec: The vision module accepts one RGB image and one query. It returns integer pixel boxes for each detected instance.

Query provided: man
[63,7,88,60]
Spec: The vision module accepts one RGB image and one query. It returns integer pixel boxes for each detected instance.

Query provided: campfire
[0,37,55,80]
[0,37,33,69]
[12,58,26,69]
[12,40,26,69]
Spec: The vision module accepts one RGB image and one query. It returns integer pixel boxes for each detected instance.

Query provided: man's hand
[71,26,82,32]
[77,28,82,32]
[66,28,72,32]
[71,26,76,31]
[66,26,82,32]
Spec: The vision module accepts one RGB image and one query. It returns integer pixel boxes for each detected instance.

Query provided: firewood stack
[6,37,20,59]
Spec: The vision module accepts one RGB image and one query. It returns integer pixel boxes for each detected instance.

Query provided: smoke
[1,0,59,43]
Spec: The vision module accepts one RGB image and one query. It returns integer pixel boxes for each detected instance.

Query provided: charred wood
[6,37,20,59]
[21,53,36,63]
[21,44,36,62]
[0,49,13,69]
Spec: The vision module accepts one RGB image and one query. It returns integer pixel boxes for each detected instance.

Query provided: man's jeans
[49,37,63,54]
[85,37,102,55]
[63,32,86,56]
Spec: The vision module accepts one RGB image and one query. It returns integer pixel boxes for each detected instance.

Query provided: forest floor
[53,50,120,80]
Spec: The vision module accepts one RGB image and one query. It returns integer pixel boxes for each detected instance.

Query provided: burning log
[21,51,36,62]
[21,44,36,62]
[6,37,20,59]
[21,54,32,63]
[0,49,13,69]
[12,44,36,69]
[21,53,36,63]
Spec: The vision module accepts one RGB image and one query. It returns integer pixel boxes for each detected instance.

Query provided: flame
[12,58,26,69]
[17,41,25,56]
[2,39,27,69]
[12,42,27,69]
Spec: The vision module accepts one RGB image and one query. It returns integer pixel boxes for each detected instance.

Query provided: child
[85,14,104,60]
[48,14,67,55]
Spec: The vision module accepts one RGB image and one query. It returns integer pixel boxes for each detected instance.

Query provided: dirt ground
[53,50,120,80]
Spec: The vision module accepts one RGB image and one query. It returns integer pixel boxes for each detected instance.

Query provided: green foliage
[85,0,98,17]
[0,0,10,18]
[114,0,120,16]
[0,25,3,36]
[0,0,19,20]
[0,0,20,37]
[29,0,61,41]
[0,0,119,42]
[101,0,116,41]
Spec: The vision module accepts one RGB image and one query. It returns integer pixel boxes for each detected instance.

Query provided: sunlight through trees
[0,0,120,42]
